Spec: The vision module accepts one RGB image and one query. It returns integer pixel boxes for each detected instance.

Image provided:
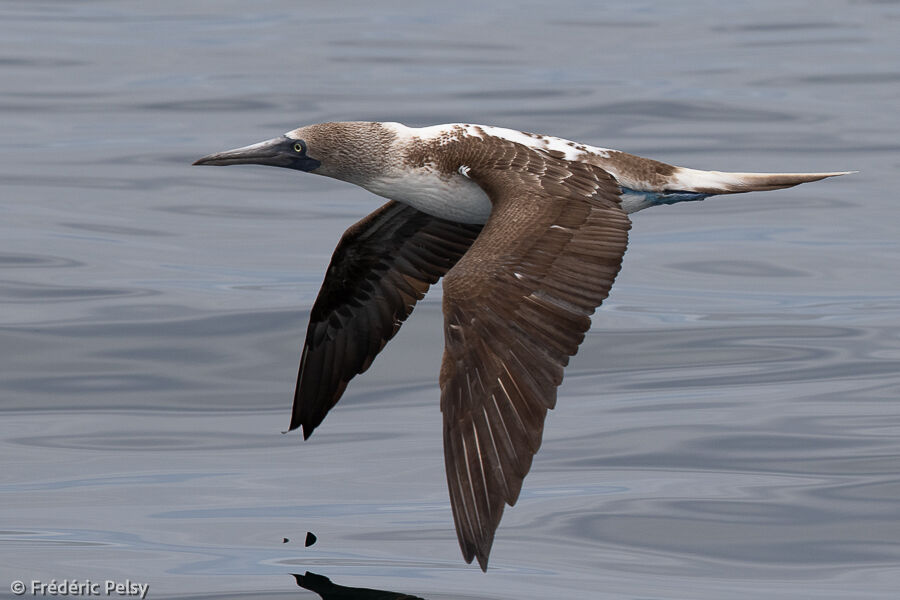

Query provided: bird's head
[193,121,398,185]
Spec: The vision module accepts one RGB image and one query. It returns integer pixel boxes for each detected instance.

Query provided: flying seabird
[194,122,850,570]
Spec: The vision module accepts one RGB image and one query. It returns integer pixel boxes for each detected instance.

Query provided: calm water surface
[2,1,900,598]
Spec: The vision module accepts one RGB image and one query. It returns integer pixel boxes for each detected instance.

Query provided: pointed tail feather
[670,168,855,195]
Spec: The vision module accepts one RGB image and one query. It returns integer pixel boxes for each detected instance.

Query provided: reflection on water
[293,572,427,600]
[2,0,900,599]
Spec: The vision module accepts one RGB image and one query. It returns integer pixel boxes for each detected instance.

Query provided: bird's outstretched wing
[439,146,631,569]
[290,201,482,438]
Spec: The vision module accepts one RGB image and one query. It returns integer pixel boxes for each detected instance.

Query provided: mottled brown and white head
[193,121,401,186]
[194,121,495,223]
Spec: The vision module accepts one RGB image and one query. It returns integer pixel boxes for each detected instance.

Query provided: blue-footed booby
[194,122,850,570]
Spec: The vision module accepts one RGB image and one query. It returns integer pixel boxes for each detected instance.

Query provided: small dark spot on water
[305,531,317,547]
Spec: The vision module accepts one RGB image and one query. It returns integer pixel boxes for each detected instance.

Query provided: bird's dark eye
[293,142,303,153]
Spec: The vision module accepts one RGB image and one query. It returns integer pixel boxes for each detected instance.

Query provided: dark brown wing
[289,201,482,439]
[439,147,631,569]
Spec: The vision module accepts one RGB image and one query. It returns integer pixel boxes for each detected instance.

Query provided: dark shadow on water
[292,572,427,600]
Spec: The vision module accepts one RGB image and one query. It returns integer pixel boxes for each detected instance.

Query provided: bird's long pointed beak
[193,136,322,172]
[193,137,292,167]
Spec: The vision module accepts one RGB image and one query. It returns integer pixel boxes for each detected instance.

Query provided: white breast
[363,167,492,224]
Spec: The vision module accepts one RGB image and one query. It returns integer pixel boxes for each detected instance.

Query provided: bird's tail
[669,168,855,195]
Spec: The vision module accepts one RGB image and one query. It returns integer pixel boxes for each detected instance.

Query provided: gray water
[2,1,899,599]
